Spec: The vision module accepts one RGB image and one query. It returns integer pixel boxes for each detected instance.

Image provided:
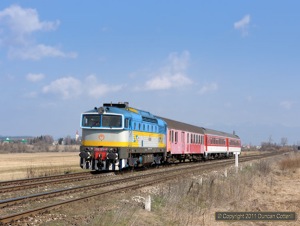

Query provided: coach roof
[157,116,204,134]
[203,128,240,139]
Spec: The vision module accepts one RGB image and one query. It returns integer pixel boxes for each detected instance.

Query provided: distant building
[3,137,11,143]
[75,130,79,142]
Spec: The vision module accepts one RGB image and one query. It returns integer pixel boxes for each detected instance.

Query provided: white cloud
[280,101,294,110]
[145,73,192,90]
[234,14,251,36]
[198,82,218,95]
[9,44,77,60]
[0,5,59,44]
[143,51,193,90]
[85,74,124,98]
[42,75,124,100]
[0,5,76,60]
[26,73,45,82]
[42,77,82,99]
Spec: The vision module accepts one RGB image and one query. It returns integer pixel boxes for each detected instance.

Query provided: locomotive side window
[102,115,122,128]
[125,118,129,128]
[82,115,100,127]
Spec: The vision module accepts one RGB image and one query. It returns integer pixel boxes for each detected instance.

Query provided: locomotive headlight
[98,107,104,114]
[107,152,118,160]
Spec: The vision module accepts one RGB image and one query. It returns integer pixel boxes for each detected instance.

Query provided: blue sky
[0,1,299,145]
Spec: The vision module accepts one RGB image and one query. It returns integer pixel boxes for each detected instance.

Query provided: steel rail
[0,172,91,187]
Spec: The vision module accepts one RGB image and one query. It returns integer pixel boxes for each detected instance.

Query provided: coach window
[187,133,189,144]
[175,131,178,143]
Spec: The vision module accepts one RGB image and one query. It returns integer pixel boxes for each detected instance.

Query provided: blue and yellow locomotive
[79,102,167,171]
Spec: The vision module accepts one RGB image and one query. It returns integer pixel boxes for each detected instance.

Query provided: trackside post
[145,195,151,211]
[234,152,239,170]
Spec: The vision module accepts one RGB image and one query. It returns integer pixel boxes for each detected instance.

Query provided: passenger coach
[159,117,241,162]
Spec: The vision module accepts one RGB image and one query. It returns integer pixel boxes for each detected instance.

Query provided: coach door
[181,132,185,154]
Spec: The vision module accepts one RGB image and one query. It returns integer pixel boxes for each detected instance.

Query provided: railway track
[0,151,285,225]
[0,172,91,187]
[0,171,116,194]
[0,153,262,195]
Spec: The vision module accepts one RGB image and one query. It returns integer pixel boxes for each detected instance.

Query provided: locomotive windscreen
[102,115,122,128]
[82,114,122,128]
[82,115,100,127]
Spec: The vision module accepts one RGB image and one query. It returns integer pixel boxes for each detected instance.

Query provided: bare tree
[281,137,288,146]
[64,135,72,145]
[268,135,273,145]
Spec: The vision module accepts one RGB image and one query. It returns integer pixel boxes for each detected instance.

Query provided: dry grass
[47,158,299,226]
[0,152,80,181]
[278,152,300,171]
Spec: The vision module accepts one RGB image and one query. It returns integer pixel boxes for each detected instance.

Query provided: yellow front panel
[82,130,166,148]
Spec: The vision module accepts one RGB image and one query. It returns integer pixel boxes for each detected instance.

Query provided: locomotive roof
[84,103,166,126]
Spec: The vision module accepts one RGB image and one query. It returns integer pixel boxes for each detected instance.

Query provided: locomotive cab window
[102,115,122,128]
[82,115,100,127]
